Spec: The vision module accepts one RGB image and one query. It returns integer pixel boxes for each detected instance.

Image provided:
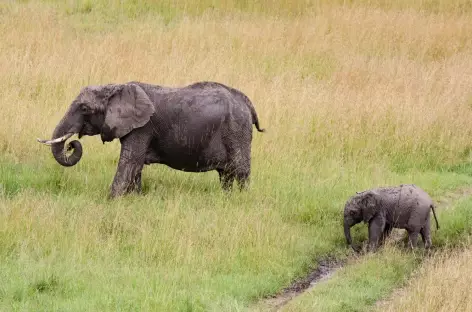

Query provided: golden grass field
[1,0,472,311]
[378,244,472,312]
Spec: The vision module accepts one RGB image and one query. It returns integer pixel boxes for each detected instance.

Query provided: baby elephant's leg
[406,208,429,249]
[420,225,432,249]
[407,230,420,249]
[368,216,386,252]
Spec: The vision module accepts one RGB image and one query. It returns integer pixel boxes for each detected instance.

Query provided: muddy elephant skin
[343,184,439,251]
[38,81,265,198]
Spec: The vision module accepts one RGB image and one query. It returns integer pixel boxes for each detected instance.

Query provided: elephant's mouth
[78,124,87,139]
[78,123,101,138]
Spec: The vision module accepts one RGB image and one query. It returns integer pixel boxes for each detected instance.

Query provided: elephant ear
[361,191,380,223]
[102,84,155,140]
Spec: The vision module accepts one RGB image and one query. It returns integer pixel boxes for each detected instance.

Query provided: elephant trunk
[51,139,82,167]
[49,115,83,167]
[344,220,352,246]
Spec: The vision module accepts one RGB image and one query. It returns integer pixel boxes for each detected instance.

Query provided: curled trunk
[50,117,83,167]
[51,140,82,167]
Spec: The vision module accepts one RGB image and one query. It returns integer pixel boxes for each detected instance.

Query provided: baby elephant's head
[343,190,380,246]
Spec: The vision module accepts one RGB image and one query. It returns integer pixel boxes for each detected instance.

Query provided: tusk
[37,133,74,146]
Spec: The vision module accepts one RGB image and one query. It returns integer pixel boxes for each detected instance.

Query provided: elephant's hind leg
[420,225,432,249]
[232,148,251,191]
[217,169,235,191]
[406,210,427,249]
[224,122,252,191]
[407,230,420,249]
[235,165,250,191]
[219,152,250,191]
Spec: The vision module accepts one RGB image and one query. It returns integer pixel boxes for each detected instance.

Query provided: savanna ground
[1,0,472,311]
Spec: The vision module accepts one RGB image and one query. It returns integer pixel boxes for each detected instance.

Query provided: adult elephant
[37,81,265,198]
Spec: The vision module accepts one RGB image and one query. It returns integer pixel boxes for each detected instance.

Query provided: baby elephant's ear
[361,191,380,223]
[103,84,155,140]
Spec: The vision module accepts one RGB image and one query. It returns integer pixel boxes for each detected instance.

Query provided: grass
[1,0,472,311]
[279,249,420,312]
[280,196,472,312]
[377,244,472,311]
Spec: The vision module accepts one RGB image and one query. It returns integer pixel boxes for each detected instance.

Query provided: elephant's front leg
[109,134,150,198]
[367,216,386,252]
[110,153,144,198]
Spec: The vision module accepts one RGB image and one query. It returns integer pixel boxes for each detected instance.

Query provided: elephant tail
[221,83,265,132]
[246,99,265,133]
[251,108,265,133]
[237,92,265,133]
[431,204,440,230]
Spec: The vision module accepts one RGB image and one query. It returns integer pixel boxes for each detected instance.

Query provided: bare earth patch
[259,257,345,311]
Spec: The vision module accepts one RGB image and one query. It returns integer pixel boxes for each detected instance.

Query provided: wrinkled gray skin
[343,184,439,252]
[39,81,265,198]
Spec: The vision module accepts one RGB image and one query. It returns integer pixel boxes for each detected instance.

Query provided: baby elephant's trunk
[344,221,352,246]
[431,205,440,230]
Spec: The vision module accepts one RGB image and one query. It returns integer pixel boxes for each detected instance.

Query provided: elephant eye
[349,210,356,216]
[79,103,92,114]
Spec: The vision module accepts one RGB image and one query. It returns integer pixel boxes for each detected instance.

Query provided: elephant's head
[37,83,154,167]
[343,190,380,248]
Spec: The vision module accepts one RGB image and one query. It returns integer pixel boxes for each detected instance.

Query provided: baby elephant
[343,184,439,252]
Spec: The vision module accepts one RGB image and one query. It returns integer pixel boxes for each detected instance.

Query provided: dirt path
[257,257,345,311]
[255,186,472,312]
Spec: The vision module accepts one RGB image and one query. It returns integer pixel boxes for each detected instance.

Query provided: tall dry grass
[1,1,471,168]
[378,245,472,312]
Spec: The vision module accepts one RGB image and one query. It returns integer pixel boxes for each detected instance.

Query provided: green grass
[1,155,471,311]
[281,250,419,312]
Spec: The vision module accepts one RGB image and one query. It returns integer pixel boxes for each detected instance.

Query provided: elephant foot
[109,187,128,199]
[350,244,362,253]
[366,243,378,253]
[109,180,142,199]
[217,169,235,191]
